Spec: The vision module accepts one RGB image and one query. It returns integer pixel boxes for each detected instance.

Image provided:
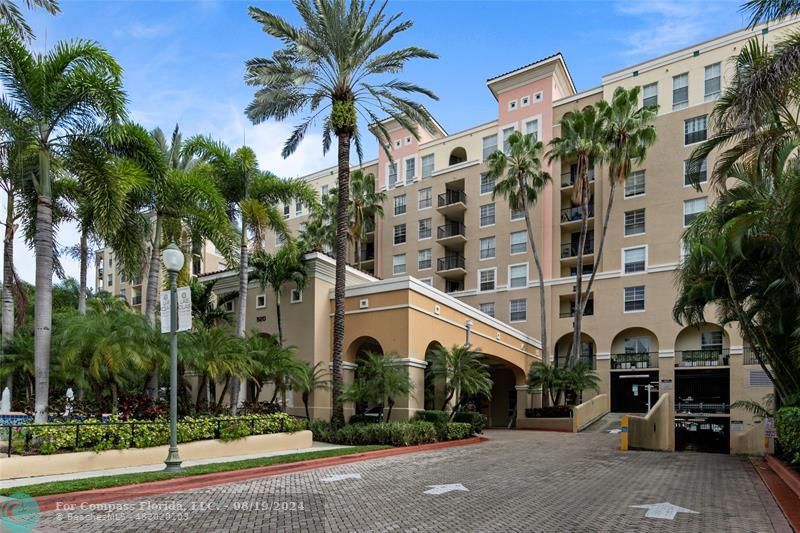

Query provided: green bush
[309,419,473,446]
[452,411,487,434]
[443,422,472,441]
[348,414,379,425]
[776,407,800,467]
[414,410,451,426]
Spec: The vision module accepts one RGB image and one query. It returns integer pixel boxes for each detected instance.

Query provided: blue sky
[11,0,750,283]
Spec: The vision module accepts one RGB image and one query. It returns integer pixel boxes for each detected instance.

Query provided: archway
[423,341,443,411]
[553,332,596,368]
[448,147,467,165]
[345,336,384,363]
[610,327,660,368]
[345,336,384,417]
[674,323,729,367]
[474,353,526,428]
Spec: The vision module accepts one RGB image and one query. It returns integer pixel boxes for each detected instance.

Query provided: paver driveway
[34,429,791,532]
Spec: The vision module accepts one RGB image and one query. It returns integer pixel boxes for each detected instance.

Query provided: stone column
[387,358,427,421]
[515,385,531,427]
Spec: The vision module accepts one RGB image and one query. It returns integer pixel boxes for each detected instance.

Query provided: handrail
[611,352,658,369]
[437,189,467,207]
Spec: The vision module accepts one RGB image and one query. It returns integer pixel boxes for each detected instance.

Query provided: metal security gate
[611,371,659,413]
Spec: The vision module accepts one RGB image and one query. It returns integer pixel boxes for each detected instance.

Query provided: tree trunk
[386,397,394,422]
[330,131,352,427]
[2,188,15,400]
[216,375,231,410]
[354,237,361,271]
[275,290,283,346]
[195,374,207,410]
[303,392,310,420]
[520,182,548,366]
[33,148,54,424]
[580,179,616,315]
[144,216,162,400]
[569,161,591,368]
[230,218,249,414]
[78,229,88,315]
[110,381,119,415]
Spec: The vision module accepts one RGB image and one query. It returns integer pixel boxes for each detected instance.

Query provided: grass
[0,445,390,498]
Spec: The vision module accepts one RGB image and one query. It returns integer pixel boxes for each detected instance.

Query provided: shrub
[775,407,800,467]
[414,410,451,426]
[309,419,474,446]
[444,422,472,441]
[452,411,487,434]
[348,414,380,425]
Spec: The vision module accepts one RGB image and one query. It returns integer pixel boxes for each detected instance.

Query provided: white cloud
[113,23,173,40]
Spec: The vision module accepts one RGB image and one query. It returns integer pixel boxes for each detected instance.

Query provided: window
[479,302,495,318]
[704,63,721,101]
[524,118,539,140]
[388,162,398,188]
[479,236,495,259]
[683,197,707,226]
[683,159,707,186]
[510,299,527,322]
[533,91,543,102]
[625,171,646,197]
[283,204,290,218]
[502,127,515,153]
[419,277,433,287]
[418,249,432,270]
[394,194,406,216]
[321,185,329,196]
[392,254,406,275]
[479,269,496,291]
[393,223,406,244]
[643,82,657,108]
[672,73,688,110]
[684,115,707,145]
[509,264,528,288]
[624,208,646,236]
[480,173,495,195]
[256,294,267,308]
[624,286,646,312]
[421,154,434,178]
[405,157,416,181]
[295,199,302,216]
[290,288,302,303]
[680,238,690,260]
[511,208,525,220]
[418,218,432,240]
[225,300,234,312]
[418,187,432,209]
[510,231,527,254]
[482,135,498,160]
[119,288,126,298]
[623,246,646,274]
[701,330,723,351]
[480,203,495,227]
[624,336,651,354]
[107,274,113,287]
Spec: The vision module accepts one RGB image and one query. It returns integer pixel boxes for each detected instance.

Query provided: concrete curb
[751,457,800,531]
[766,454,800,500]
[33,436,487,512]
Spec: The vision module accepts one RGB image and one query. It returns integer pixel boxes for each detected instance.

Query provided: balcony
[560,241,594,259]
[552,355,595,370]
[675,401,730,415]
[560,204,595,225]
[437,189,467,218]
[675,349,730,368]
[559,300,594,318]
[560,169,595,188]
[436,255,466,279]
[132,295,142,306]
[743,347,759,365]
[611,352,658,369]
[436,221,467,248]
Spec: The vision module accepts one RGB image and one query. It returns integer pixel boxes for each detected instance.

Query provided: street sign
[160,286,192,333]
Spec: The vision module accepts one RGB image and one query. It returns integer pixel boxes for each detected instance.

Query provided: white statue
[65,387,74,416]
[0,387,10,413]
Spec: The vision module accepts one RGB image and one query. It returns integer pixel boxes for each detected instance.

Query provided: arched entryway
[423,341,444,411]
[478,354,526,428]
[553,332,596,368]
[609,327,661,413]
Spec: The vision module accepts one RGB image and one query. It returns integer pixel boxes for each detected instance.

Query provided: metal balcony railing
[437,255,465,272]
[561,204,595,223]
[675,401,730,414]
[560,241,595,258]
[437,222,466,240]
[559,301,594,318]
[437,190,467,208]
[743,347,759,365]
[560,169,595,188]
[611,352,658,369]
[132,295,142,305]
[675,349,730,367]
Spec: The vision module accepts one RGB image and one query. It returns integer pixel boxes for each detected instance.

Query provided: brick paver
[33,430,791,532]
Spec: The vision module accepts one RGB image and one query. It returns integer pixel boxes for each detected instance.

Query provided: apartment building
[263,19,794,453]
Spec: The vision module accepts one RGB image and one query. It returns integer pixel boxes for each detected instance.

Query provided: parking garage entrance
[610,371,659,413]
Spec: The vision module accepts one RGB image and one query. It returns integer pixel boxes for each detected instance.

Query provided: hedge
[775,407,800,467]
[452,411,487,434]
[309,420,472,446]
[9,413,304,455]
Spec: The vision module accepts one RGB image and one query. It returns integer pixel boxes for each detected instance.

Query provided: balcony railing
[675,349,730,367]
[132,295,142,305]
[552,355,595,369]
[559,301,594,318]
[675,401,730,415]
[611,352,658,369]
[560,204,594,223]
[437,255,465,272]
[437,190,466,208]
[437,222,466,240]
[743,347,759,365]
[560,169,595,188]
[560,241,595,258]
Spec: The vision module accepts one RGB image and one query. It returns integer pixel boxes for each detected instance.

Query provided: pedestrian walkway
[0,441,349,489]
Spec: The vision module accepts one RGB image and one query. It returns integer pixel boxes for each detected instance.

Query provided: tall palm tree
[548,105,608,368]
[292,361,329,420]
[182,324,249,410]
[0,0,59,41]
[580,87,656,318]
[183,135,315,412]
[249,240,307,345]
[245,332,302,406]
[343,351,413,421]
[245,0,438,426]
[487,131,551,365]
[349,170,385,269]
[189,279,236,330]
[0,28,127,422]
[427,344,492,417]
[742,0,800,26]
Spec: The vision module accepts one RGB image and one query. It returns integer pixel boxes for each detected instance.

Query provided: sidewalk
[0,441,349,489]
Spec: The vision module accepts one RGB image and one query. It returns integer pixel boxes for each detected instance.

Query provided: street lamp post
[162,242,184,473]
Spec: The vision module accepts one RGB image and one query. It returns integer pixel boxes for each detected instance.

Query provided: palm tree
[349,170,385,269]
[0,0,59,41]
[580,87,656,319]
[742,0,800,26]
[487,131,551,365]
[182,324,249,410]
[564,360,600,404]
[427,344,493,417]
[548,105,608,368]
[189,279,236,330]
[527,362,563,406]
[292,361,330,420]
[245,0,438,426]
[245,332,302,406]
[344,351,413,421]
[183,135,315,413]
[0,28,127,422]
[249,240,307,345]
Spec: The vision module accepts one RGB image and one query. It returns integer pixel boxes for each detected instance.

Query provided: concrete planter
[0,430,312,481]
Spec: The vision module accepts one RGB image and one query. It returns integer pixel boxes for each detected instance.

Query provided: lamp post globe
[162,242,184,273]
